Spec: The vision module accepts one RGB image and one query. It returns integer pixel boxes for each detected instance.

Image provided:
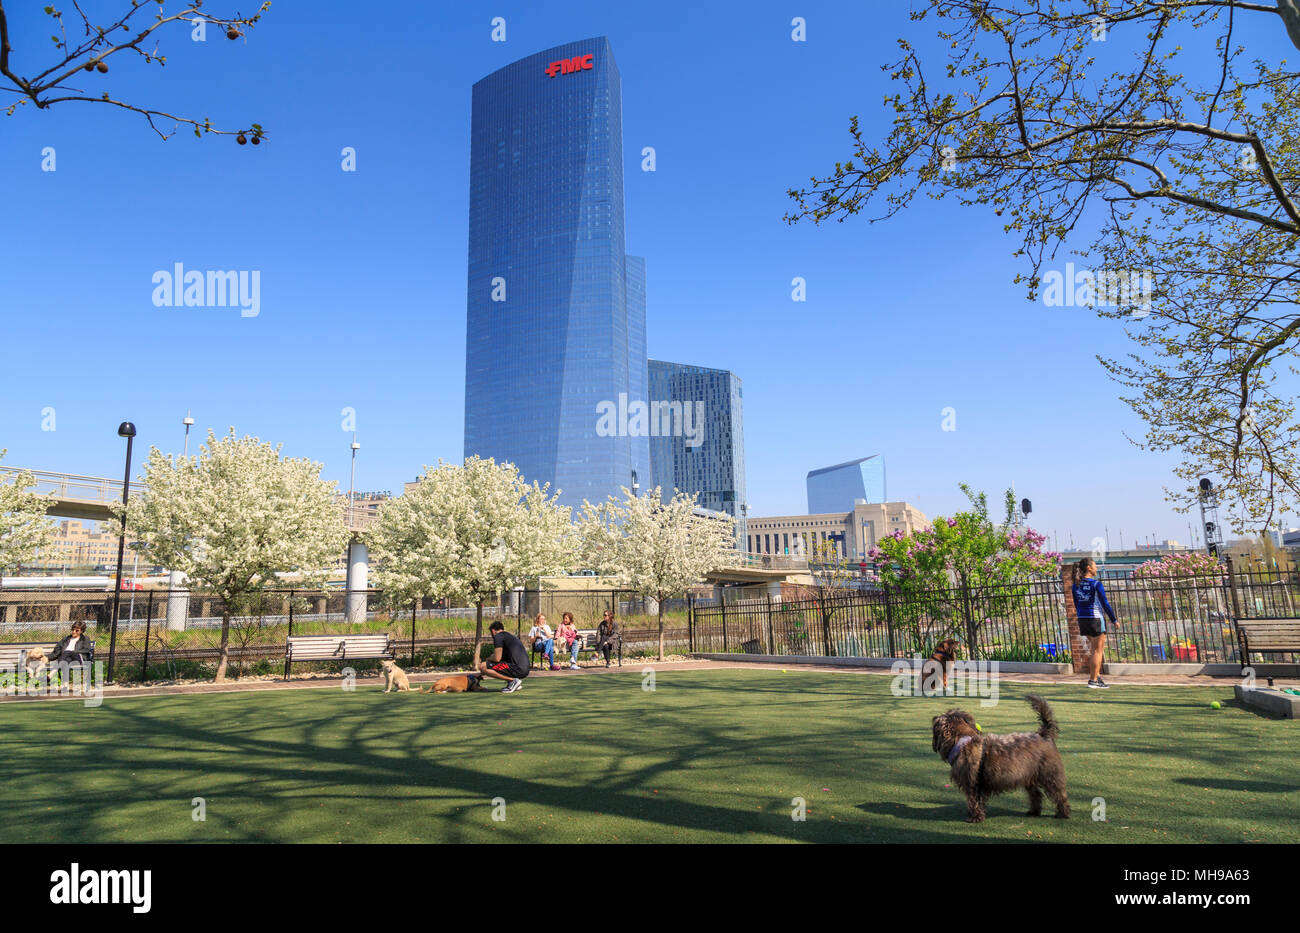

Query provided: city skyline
[2,2,1287,546]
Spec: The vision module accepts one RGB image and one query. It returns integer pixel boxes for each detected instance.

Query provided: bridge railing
[0,468,139,505]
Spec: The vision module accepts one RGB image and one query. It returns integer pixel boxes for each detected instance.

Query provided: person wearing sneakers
[528,613,558,670]
[557,612,581,670]
[478,620,531,694]
[1070,557,1116,689]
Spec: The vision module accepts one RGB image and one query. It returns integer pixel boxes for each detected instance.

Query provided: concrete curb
[689,653,1070,674]
[1233,685,1300,718]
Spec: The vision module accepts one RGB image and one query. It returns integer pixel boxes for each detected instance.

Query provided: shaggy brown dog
[924,638,961,690]
[931,694,1069,823]
[420,673,483,694]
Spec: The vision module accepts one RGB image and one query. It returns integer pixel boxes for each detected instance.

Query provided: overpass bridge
[0,467,375,533]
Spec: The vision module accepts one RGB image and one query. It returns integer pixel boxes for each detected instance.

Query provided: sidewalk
[2,655,1289,703]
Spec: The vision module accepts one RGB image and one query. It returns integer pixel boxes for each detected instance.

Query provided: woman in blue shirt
[1070,557,1116,689]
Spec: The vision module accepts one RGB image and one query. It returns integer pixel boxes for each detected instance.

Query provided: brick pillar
[1063,567,1091,674]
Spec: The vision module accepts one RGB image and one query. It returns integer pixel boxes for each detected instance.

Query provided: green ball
[1210,700,1221,709]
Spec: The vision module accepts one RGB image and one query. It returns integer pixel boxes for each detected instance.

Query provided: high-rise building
[806,456,886,514]
[647,360,746,547]
[464,38,647,509]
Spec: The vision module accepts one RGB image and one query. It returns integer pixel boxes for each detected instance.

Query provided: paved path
[3,656,1293,704]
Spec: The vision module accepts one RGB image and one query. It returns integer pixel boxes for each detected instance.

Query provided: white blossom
[118,429,348,681]
[368,456,573,661]
[577,486,736,659]
[0,450,55,573]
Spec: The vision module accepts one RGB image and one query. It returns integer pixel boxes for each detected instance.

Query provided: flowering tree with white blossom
[578,487,736,660]
[368,457,574,665]
[117,429,348,681]
[0,451,54,573]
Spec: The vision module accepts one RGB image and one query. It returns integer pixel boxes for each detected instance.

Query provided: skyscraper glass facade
[806,456,886,514]
[647,360,747,548]
[465,37,646,509]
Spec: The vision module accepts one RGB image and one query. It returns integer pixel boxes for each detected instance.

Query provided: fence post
[284,588,294,681]
[142,591,153,682]
[960,582,978,660]
[411,599,418,665]
[720,597,727,653]
[883,584,896,659]
[1225,556,1243,620]
[688,595,695,654]
[766,593,776,655]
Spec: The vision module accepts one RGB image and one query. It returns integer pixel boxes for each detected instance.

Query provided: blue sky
[2,0,1286,550]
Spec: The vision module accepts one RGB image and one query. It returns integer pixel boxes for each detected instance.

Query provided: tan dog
[380,659,411,693]
[23,647,49,678]
[420,673,483,694]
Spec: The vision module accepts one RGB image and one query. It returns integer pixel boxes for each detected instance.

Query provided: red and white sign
[545,53,594,78]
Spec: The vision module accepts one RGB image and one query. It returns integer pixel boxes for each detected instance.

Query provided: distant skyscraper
[647,360,746,547]
[806,456,886,514]
[464,38,647,509]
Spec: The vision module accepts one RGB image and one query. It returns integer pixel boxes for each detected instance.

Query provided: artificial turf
[1,669,1296,843]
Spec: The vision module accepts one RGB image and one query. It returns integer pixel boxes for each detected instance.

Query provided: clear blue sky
[3,0,1283,550]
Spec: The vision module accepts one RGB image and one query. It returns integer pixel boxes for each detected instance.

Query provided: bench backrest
[1239,619,1300,651]
[286,634,393,661]
[576,629,598,647]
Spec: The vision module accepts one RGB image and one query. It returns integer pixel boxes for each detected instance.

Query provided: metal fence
[688,566,1300,666]
[0,586,698,681]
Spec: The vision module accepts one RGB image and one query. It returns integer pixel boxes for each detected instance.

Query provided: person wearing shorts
[1070,557,1117,689]
[478,620,531,694]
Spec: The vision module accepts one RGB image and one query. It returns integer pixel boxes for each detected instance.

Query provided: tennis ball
[975,723,982,732]
[1210,701,1221,709]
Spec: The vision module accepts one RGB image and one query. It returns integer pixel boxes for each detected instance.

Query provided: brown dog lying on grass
[419,673,483,694]
[931,694,1069,823]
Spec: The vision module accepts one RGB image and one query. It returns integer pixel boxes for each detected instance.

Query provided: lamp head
[117,422,137,438]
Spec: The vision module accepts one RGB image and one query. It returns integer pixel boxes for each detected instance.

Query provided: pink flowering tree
[1131,551,1227,627]
[868,485,1060,655]
[1132,552,1224,582]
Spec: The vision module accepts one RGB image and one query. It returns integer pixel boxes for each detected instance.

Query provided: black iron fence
[0,586,697,681]
[688,565,1300,666]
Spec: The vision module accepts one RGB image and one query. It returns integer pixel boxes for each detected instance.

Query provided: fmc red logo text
[545,53,594,78]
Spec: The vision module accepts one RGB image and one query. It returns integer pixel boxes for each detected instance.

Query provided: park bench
[0,642,95,684]
[528,629,621,668]
[283,633,394,680]
[1236,619,1300,671]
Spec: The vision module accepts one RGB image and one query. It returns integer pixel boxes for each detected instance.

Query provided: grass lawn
[2,669,1296,843]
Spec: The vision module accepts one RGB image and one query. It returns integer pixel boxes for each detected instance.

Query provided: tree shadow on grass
[1171,776,1300,794]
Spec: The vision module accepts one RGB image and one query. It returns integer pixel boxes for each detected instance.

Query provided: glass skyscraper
[806,456,886,514]
[647,360,747,548]
[464,37,648,509]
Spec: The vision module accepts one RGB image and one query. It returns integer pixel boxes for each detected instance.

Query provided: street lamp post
[107,421,136,682]
[182,411,194,457]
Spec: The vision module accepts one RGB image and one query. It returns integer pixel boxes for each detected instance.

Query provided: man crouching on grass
[478,620,531,694]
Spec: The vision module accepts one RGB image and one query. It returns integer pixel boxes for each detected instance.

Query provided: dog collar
[946,735,973,765]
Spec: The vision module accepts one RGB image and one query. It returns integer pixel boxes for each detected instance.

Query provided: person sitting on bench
[48,621,93,667]
[528,613,558,671]
[596,610,620,667]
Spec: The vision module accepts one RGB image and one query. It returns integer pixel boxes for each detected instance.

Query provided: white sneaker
[569,663,579,670]
[502,678,523,694]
